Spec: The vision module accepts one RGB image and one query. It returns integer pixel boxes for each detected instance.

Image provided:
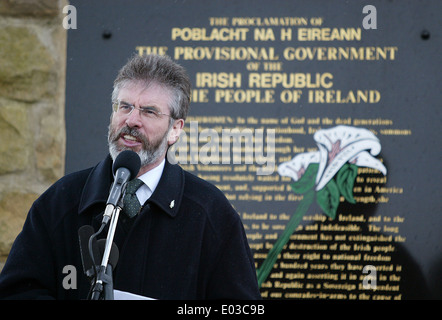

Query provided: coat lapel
[78,154,113,216]
[143,160,185,218]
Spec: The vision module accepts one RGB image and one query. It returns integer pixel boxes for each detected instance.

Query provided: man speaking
[0,54,261,300]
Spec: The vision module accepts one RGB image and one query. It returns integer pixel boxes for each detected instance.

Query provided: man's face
[108,81,183,173]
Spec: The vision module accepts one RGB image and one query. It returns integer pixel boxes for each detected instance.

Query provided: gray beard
[108,124,169,168]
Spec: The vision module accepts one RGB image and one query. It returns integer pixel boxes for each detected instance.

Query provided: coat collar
[78,155,184,218]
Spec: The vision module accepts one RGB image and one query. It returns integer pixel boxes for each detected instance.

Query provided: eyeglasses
[112,100,173,120]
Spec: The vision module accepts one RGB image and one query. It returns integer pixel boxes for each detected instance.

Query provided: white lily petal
[277,151,319,181]
[350,151,387,175]
[313,125,381,152]
[316,143,328,185]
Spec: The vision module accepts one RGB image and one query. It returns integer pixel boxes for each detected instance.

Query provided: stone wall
[0,0,67,270]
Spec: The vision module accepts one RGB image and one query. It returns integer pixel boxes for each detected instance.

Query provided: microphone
[102,150,141,225]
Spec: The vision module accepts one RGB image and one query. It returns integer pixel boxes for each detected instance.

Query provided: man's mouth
[123,134,139,142]
[120,134,142,147]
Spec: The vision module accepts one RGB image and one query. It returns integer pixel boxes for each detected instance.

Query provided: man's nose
[125,107,143,127]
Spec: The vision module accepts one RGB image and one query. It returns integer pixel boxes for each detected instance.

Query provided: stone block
[36,109,65,183]
[0,25,56,102]
[0,99,31,174]
[0,0,62,17]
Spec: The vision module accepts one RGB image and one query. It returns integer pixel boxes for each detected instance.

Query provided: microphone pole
[91,196,124,300]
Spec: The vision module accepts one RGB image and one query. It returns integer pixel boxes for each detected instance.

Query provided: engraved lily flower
[257,125,387,287]
[279,126,386,189]
[313,125,386,190]
[277,125,386,217]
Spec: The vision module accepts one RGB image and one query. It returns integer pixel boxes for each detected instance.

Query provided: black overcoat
[0,155,260,300]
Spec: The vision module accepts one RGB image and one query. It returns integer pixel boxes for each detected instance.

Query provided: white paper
[113,289,156,300]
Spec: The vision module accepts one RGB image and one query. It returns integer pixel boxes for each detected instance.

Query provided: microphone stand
[90,197,124,300]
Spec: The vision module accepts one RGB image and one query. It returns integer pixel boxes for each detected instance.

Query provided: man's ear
[168,119,184,146]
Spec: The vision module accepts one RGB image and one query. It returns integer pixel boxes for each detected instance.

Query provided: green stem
[256,190,315,288]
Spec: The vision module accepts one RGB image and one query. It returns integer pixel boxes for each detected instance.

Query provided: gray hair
[112,54,191,120]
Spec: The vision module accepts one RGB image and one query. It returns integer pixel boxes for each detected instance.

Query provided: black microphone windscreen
[97,239,119,269]
[112,150,141,179]
[78,225,100,276]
